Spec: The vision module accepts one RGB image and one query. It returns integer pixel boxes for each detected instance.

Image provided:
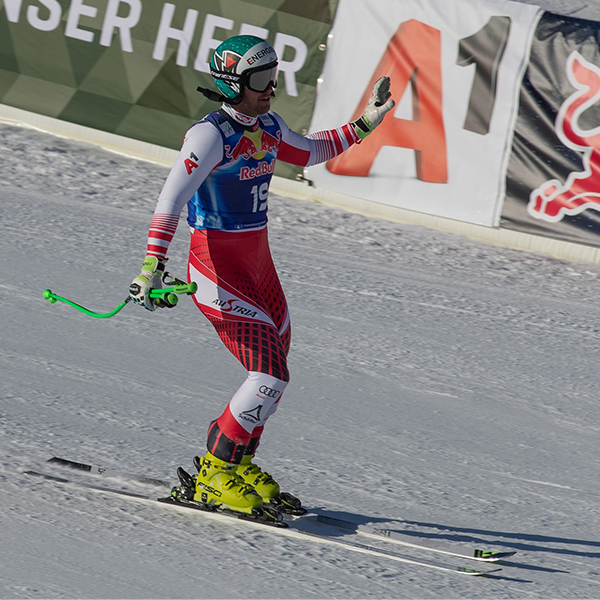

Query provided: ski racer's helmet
[199,35,278,104]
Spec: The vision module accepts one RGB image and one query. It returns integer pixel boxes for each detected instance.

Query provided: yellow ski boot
[195,452,263,514]
[236,455,307,515]
[236,454,281,501]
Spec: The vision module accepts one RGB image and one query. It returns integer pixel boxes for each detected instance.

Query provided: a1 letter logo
[326,19,448,183]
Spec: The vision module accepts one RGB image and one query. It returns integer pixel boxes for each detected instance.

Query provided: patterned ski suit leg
[187,227,291,463]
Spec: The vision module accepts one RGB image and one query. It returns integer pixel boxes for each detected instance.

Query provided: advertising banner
[502,12,600,246]
[307,0,541,226]
[0,0,335,177]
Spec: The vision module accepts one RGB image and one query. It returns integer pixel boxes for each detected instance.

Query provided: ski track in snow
[2,121,600,598]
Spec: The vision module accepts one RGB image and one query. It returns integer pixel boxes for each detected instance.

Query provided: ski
[44,456,172,488]
[313,515,516,563]
[23,468,500,577]
[44,456,305,516]
[44,456,515,564]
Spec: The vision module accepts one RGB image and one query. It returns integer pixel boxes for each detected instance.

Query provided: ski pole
[42,282,197,319]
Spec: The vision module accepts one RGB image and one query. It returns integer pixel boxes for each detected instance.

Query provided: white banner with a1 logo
[306,0,542,226]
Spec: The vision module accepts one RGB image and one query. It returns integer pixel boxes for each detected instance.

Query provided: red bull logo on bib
[225,128,281,162]
[224,127,281,181]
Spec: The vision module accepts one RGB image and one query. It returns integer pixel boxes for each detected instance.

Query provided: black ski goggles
[242,63,278,93]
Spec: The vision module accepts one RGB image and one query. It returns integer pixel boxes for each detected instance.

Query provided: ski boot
[237,454,280,500]
[163,464,286,527]
[236,454,307,516]
[194,452,263,515]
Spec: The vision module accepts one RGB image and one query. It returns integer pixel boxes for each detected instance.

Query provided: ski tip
[459,566,503,576]
[47,457,92,471]
[474,549,517,562]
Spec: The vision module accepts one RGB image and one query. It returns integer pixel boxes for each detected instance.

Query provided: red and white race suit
[144,103,360,461]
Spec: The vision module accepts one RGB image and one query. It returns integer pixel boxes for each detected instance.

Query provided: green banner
[0,0,336,178]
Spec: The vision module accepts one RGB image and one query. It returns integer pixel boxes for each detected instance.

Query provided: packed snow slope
[1,122,600,599]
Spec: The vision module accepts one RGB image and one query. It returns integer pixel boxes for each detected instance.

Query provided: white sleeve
[145,121,223,259]
[154,121,223,215]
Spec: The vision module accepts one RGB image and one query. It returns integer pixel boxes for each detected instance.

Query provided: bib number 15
[251,183,269,212]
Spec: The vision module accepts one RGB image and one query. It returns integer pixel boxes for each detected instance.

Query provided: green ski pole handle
[43,282,197,318]
[156,282,197,295]
[149,282,197,307]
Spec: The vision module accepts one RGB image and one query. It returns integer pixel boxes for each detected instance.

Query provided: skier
[129,35,395,516]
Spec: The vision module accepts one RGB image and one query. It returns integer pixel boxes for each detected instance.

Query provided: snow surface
[2,121,600,599]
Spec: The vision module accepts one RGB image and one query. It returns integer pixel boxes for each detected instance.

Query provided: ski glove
[129,255,166,311]
[353,76,396,140]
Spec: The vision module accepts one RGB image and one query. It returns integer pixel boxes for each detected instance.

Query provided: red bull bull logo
[225,128,281,162]
[528,51,600,222]
[225,133,259,161]
[224,128,281,181]
[259,129,281,154]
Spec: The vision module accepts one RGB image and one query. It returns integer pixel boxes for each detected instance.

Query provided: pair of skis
[24,457,516,577]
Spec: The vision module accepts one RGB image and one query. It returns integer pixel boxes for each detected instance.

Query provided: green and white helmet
[209,35,278,103]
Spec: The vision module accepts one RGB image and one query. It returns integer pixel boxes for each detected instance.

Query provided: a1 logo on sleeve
[185,152,199,175]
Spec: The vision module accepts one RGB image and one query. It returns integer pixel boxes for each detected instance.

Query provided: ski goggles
[242,63,278,93]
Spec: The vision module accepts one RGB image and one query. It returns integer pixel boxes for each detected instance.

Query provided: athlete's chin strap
[197,86,240,104]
